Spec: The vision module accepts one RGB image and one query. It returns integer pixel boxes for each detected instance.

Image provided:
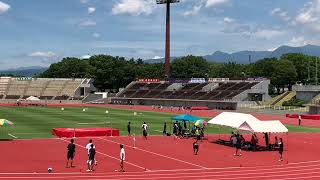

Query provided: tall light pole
[156,0,180,79]
[316,57,318,86]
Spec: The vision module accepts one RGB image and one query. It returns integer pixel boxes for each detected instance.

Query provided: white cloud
[92,33,101,38]
[295,0,320,32]
[267,47,278,51]
[80,0,89,4]
[112,0,157,16]
[221,21,251,35]
[29,51,56,58]
[253,29,285,39]
[205,0,229,8]
[271,8,281,15]
[0,1,10,14]
[288,36,310,47]
[88,7,96,14]
[223,17,234,23]
[152,56,163,59]
[270,8,291,21]
[78,19,96,27]
[296,2,319,24]
[183,5,202,16]
[222,20,285,40]
[80,55,91,59]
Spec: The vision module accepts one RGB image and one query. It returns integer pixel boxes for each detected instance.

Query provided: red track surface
[1,104,320,179]
[1,133,320,180]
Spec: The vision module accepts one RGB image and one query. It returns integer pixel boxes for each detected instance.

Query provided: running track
[1,133,320,180]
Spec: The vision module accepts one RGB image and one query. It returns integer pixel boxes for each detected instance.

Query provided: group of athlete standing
[66,139,126,172]
[127,121,149,140]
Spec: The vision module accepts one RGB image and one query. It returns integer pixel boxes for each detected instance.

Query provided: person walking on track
[120,144,126,172]
[66,139,76,168]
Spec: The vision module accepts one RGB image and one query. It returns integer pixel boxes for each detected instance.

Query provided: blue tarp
[171,114,203,122]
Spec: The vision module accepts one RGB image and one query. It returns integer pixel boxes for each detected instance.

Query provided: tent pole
[206,125,208,141]
[170,120,172,135]
[219,125,221,140]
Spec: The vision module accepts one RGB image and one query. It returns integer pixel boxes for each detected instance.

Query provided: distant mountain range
[145,44,320,64]
[0,66,47,77]
[1,44,320,77]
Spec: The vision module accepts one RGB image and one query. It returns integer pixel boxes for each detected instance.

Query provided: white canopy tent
[209,112,288,151]
[208,112,288,134]
[208,112,260,129]
[26,96,40,101]
[239,120,288,133]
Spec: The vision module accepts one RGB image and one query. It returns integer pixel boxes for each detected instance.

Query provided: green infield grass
[0,106,319,139]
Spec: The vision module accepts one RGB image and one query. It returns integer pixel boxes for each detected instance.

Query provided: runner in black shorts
[66,139,75,168]
[87,144,96,172]
[142,122,148,140]
[193,140,199,155]
[278,138,284,161]
[234,134,242,156]
[127,122,131,136]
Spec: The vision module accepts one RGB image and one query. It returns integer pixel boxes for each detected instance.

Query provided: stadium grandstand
[111,78,270,110]
[0,77,94,104]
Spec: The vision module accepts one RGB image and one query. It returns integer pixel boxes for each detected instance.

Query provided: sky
[0,0,320,70]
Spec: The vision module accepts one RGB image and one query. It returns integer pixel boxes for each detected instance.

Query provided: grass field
[0,106,320,139]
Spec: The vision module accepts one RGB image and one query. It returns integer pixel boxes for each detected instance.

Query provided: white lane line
[2,166,320,179]
[270,175,320,180]
[8,133,17,139]
[97,137,208,169]
[1,158,320,175]
[1,162,320,177]
[59,138,148,171]
[287,159,320,165]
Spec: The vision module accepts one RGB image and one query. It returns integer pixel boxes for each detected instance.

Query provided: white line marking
[77,122,108,125]
[2,166,320,179]
[1,162,320,176]
[270,175,320,180]
[97,137,208,169]
[59,138,148,171]
[7,134,17,139]
[287,159,320,165]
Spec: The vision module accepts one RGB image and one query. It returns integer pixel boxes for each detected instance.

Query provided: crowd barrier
[286,114,320,120]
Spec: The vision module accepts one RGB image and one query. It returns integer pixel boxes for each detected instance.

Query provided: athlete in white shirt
[120,144,125,172]
[85,139,97,165]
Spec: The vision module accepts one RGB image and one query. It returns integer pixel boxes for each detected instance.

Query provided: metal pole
[316,57,318,86]
[164,1,171,78]
[110,122,113,137]
[133,134,136,148]
[308,60,310,84]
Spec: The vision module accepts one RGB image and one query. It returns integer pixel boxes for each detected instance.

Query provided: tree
[250,58,277,78]
[89,55,128,91]
[40,57,93,78]
[171,55,209,78]
[271,60,297,93]
[281,53,309,84]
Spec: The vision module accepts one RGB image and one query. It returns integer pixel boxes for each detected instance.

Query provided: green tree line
[38,53,320,94]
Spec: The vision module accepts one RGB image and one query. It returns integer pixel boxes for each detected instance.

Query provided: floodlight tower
[156,0,180,79]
